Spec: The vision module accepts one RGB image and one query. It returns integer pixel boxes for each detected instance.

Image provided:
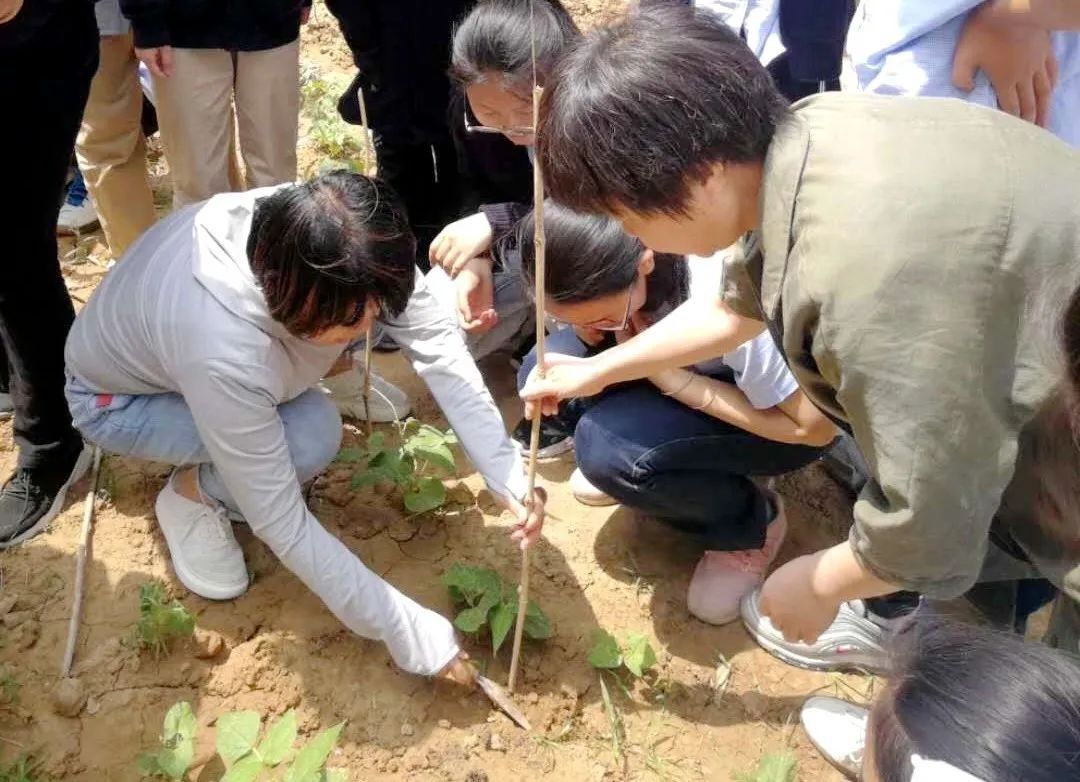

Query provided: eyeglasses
[585,285,635,332]
[463,109,534,137]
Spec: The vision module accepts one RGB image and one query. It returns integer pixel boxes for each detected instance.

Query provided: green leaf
[220,755,266,782]
[156,743,194,781]
[216,711,261,767]
[407,442,456,474]
[489,600,515,655]
[367,431,386,451]
[453,605,489,634]
[285,722,346,782]
[622,633,657,678]
[163,601,195,638]
[442,564,502,606]
[323,769,349,782]
[335,447,367,464]
[257,710,298,766]
[523,601,552,640]
[162,701,197,743]
[349,471,382,490]
[137,753,160,777]
[403,476,446,513]
[587,630,622,670]
[734,751,798,782]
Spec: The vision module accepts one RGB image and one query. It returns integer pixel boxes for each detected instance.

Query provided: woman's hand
[953,1,1058,126]
[497,486,548,550]
[0,0,23,23]
[429,213,494,277]
[436,650,477,687]
[455,257,498,335]
[758,551,842,644]
[136,45,176,78]
[520,355,610,420]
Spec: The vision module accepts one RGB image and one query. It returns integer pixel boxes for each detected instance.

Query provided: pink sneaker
[686,493,787,625]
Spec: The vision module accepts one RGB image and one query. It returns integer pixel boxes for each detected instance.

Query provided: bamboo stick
[61,446,103,677]
[362,323,374,435]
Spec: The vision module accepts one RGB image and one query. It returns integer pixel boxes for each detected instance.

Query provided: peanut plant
[338,419,459,514]
[443,563,551,655]
[139,702,347,781]
[132,581,195,657]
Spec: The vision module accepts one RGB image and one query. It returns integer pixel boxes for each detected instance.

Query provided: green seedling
[734,751,797,782]
[339,419,459,514]
[139,702,348,781]
[588,629,658,679]
[299,65,371,171]
[442,563,551,655]
[0,666,20,706]
[0,756,46,782]
[132,581,195,656]
[138,701,197,780]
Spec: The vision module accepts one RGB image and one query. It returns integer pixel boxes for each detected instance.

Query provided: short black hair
[538,3,788,216]
[450,0,579,92]
[247,172,416,338]
[871,615,1080,782]
[516,200,687,308]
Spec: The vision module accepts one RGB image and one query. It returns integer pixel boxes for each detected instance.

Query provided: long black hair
[516,201,688,314]
[450,0,580,91]
[871,616,1080,782]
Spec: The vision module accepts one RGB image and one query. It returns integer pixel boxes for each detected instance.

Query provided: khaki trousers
[153,40,299,207]
[75,32,156,257]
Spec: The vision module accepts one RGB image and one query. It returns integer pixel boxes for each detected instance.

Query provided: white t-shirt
[686,253,799,410]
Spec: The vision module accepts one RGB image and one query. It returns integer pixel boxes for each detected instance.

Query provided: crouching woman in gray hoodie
[63,171,545,682]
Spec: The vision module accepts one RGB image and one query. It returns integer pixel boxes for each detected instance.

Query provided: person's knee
[285,390,342,481]
[575,412,638,495]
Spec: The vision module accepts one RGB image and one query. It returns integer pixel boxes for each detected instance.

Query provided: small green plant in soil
[299,64,370,171]
[442,563,551,655]
[0,666,20,706]
[132,581,195,656]
[0,755,46,782]
[338,418,459,514]
[587,629,658,679]
[139,702,347,781]
[734,750,798,782]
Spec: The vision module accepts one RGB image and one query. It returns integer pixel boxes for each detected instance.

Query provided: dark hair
[871,616,1080,782]
[516,200,688,311]
[247,172,416,338]
[450,0,579,92]
[537,3,788,216]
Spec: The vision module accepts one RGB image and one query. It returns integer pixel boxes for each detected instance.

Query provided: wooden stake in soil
[508,75,548,693]
[61,446,103,677]
[362,323,374,435]
[356,84,376,177]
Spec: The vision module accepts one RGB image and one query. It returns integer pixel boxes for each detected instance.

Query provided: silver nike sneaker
[740,589,890,675]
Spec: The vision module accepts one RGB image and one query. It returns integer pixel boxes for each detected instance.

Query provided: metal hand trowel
[476,673,532,730]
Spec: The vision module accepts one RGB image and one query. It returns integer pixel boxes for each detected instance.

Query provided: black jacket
[328,0,473,143]
[0,0,94,50]
[118,0,308,51]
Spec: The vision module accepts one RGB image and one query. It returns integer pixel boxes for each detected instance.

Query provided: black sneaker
[511,417,574,460]
[0,445,92,549]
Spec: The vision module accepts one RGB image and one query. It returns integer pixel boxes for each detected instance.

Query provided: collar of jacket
[754,106,811,322]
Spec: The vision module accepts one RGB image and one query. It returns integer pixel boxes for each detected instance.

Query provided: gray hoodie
[66,187,528,674]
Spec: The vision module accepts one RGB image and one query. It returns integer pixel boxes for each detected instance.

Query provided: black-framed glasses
[463,109,534,137]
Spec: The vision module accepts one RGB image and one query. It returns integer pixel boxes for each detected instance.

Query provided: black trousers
[373,133,461,272]
[0,7,98,470]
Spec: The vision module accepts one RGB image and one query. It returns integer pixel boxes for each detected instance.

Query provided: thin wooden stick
[362,323,374,436]
[508,2,547,691]
[356,84,376,177]
[62,446,102,677]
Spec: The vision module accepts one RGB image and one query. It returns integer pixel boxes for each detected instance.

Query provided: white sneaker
[800,696,866,780]
[57,199,99,234]
[569,468,616,507]
[155,473,248,601]
[319,367,410,423]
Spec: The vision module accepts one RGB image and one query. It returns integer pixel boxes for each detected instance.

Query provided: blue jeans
[65,376,341,516]
[519,330,825,551]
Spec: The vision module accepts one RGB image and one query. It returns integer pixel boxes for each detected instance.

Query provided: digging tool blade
[476,674,531,730]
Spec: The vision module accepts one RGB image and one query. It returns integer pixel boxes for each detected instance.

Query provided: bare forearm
[597,296,765,387]
[811,543,898,604]
[989,0,1080,29]
[650,369,818,445]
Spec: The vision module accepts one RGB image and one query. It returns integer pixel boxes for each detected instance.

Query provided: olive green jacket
[725,93,1080,600]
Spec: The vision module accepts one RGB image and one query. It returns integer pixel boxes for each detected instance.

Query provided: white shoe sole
[800,697,865,780]
[513,436,575,461]
[572,491,617,507]
[0,444,93,550]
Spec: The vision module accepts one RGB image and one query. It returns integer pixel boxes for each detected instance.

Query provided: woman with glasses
[516,202,836,625]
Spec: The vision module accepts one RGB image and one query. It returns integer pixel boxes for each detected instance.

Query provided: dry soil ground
[0,3,875,780]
